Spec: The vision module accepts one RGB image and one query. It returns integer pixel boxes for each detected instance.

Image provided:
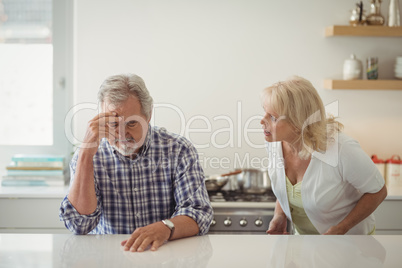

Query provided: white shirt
[266,133,385,234]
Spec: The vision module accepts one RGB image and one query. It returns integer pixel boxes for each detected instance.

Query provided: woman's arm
[324,185,387,234]
[267,200,290,234]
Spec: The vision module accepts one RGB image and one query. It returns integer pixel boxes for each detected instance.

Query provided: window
[0,0,72,165]
[0,0,53,145]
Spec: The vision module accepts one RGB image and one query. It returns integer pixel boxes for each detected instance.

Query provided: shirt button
[133,188,138,192]
[135,213,140,218]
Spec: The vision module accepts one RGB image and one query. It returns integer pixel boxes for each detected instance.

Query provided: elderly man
[60,73,213,252]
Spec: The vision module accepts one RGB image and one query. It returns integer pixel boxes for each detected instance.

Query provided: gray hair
[98,73,153,120]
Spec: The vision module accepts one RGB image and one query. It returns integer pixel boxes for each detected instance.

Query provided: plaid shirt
[59,125,213,235]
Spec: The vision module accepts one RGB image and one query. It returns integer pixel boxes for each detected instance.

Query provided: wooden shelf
[323,79,402,90]
[325,25,402,37]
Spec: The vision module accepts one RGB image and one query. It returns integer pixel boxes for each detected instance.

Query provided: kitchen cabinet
[373,198,402,235]
[324,25,402,90]
[1,186,401,234]
[0,186,70,233]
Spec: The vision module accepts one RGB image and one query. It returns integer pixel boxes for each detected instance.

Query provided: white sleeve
[338,139,385,194]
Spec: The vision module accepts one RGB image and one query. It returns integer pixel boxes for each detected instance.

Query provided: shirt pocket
[102,166,132,199]
[148,170,175,217]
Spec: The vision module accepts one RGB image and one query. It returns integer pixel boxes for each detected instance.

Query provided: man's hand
[81,112,119,154]
[67,112,120,215]
[121,221,171,252]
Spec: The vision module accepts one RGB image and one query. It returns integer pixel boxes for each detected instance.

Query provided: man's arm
[121,215,199,252]
[67,112,117,214]
[169,215,199,239]
[121,139,213,252]
[59,150,101,235]
[67,149,98,215]
[59,112,118,233]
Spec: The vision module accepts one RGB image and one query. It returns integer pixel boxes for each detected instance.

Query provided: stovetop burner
[208,190,276,203]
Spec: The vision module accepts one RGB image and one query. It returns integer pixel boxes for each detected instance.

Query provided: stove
[207,190,276,234]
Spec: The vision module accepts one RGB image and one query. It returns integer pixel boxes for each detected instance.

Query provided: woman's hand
[266,214,289,235]
[324,185,387,235]
[323,225,348,235]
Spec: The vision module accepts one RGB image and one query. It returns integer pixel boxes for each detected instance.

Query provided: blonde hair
[262,76,343,159]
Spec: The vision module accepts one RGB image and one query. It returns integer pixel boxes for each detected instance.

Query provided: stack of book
[1,154,68,187]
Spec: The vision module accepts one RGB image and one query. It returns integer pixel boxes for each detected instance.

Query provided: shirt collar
[140,124,152,155]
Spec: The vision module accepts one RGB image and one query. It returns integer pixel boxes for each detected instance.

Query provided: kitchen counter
[0,185,401,234]
[0,185,69,198]
[0,234,400,267]
[0,186,69,233]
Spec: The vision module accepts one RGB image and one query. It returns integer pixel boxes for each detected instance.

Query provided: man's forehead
[102,102,119,112]
[102,102,142,119]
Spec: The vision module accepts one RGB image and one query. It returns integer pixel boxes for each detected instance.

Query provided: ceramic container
[343,54,363,80]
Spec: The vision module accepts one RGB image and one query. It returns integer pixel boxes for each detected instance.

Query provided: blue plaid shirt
[59,125,213,235]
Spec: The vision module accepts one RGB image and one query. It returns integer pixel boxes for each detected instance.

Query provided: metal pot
[205,170,243,192]
[238,168,271,194]
[220,169,243,192]
[205,175,228,192]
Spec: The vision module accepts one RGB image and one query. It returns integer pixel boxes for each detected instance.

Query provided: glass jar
[367,57,379,80]
[367,0,385,25]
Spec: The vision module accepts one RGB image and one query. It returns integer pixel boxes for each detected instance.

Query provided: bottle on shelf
[367,0,385,25]
[366,57,379,80]
[388,0,401,26]
[350,1,367,25]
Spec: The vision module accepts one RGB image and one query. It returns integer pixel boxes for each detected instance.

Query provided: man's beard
[112,138,138,157]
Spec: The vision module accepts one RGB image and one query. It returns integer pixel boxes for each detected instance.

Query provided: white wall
[72,0,402,175]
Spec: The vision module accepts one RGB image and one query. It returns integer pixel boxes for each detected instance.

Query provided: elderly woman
[261,76,387,235]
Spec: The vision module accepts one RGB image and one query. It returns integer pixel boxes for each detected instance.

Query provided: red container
[385,155,401,189]
[371,155,385,178]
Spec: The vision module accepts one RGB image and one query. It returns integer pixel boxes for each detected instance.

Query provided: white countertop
[0,234,400,267]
